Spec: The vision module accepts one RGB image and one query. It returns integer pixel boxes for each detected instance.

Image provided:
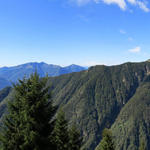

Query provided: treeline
[0,73,82,150]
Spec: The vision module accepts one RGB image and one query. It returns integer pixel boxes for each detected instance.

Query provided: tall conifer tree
[0,72,55,150]
[68,125,82,150]
[52,110,82,150]
[52,110,69,150]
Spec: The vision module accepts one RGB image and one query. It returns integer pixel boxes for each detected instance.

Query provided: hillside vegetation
[112,76,150,150]
[0,61,150,150]
[0,87,11,120]
[48,61,150,149]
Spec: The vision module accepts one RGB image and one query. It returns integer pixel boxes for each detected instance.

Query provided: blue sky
[0,0,150,67]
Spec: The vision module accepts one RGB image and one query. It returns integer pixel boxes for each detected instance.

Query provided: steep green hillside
[111,76,150,150]
[0,61,150,150]
[0,87,11,120]
[48,61,150,149]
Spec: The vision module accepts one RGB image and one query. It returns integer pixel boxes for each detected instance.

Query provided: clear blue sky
[0,0,150,67]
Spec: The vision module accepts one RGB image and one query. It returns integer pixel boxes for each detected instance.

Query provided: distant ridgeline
[0,62,87,89]
[1,60,150,150]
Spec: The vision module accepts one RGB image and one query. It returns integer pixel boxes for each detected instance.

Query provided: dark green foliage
[52,110,69,150]
[111,76,150,150]
[139,140,146,150]
[68,125,82,150]
[0,72,55,150]
[95,128,114,150]
[0,87,11,122]
[52,110,82,150]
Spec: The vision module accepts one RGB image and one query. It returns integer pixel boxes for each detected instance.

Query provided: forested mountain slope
[0,61,150,150]
[48,61,150,149]
[112,76,150,150]
[0,87,11,120]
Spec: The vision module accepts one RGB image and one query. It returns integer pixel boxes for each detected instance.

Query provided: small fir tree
[68,125,82,150]
[52,109,83,150]
[52,110,69,150]
[96,128,115,150]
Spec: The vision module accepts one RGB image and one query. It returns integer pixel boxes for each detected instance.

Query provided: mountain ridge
[0,62,87,89]
[47,61,150,149]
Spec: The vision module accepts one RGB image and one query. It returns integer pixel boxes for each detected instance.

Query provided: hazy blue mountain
[0,62,86,89]
[0,77,11,90]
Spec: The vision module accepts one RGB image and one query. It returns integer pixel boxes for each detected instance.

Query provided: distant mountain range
[0,62,87,89]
